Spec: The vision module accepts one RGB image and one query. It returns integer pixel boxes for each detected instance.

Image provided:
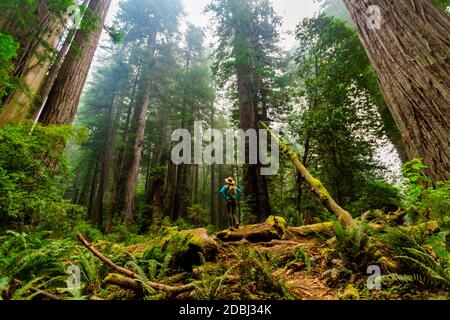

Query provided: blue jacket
[220,185,242,200]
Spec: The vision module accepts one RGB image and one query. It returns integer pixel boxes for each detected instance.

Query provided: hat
[225,177,235,185]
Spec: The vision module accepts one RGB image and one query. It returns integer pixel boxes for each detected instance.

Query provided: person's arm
[236,187,242,200]
[219,185,229,200]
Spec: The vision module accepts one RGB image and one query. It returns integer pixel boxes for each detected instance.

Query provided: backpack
[228,185,237,196]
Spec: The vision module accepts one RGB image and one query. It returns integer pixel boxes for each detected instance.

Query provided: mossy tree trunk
[262,123,357,228]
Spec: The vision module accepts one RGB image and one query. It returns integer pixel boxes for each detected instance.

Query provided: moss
[290,222,334,237]
[217,217,289,243]
[141,228,218,272]
[339,284,360,300]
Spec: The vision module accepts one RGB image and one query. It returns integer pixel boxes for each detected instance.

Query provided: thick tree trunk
[193,164,199,204]
[107,73,139,228]
[210,105,219,226]
[164,159,177,218]
[87,154,101,220]
[232,1,271,221]
[32,28,77,121]
[145,112,168,227]
[122,89,150,226]
[343,0,450,181]
[0,1,65,124]
[39,0,112,125]
[92,92,123,229]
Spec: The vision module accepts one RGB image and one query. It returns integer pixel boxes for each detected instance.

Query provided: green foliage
[232,246,294,299]
[380,227,450,290]
[332,223,379,273]
[291,15,387,210]
[0,230,81,299]
[0,32,19,101]
[192,268,231,299]
[434,0,450,10]
[0,123,87,231]
[141,230,191,278]
[291,246,313,275]
[350,180,403,215]
[187,204,209,226]
[402,159,450,229]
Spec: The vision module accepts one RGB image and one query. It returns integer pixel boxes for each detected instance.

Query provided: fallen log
[217,216,289,243]
[289,222,335,237]
[104,273,142,292]
[261,122,357,229]
[288,220,438,239]
[76,233,197,295]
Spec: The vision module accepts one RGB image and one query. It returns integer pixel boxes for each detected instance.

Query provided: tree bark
[0,1,65,124]
[343,0,450,181]
[232,0,271,221]
[92,91,123,229]
[122,89,150,226]
[32,28,77,121]
[87,153,101,220]
[210,104,219,226]
[39,0,112,125]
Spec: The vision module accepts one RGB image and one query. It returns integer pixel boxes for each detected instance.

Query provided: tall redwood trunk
[92,92,123,229]
[210,104,219,226]
[33,28,76,121]
[121,39,156,226]
[122,89,150,226]
[39,0,112,125]
[0,1,66,124]
[145,109,168,227]
[164,159,177,218]
[232,0,271,221]
[343,0,450,181]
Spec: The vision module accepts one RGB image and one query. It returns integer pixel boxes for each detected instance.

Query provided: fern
[381,227,450,290]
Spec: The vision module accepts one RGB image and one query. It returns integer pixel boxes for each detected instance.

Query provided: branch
[76,233,196,294]
[260,122,357,228]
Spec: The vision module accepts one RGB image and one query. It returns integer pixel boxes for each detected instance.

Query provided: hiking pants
[226,199,238,228]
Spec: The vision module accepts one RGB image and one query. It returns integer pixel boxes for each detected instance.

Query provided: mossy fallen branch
[261,123,356,228]
[76,233,197,295]
[217,216,289,242]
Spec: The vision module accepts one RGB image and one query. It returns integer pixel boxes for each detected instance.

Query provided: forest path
[217,236,338,300]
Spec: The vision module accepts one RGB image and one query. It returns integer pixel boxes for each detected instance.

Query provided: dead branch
[76,233,197,294]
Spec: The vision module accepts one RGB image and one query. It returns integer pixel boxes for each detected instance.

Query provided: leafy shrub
[350,180,403,215]
[187,204,208,226]
[0,32,19,101]
[402,159,450,229]
[232,246,294,299]
[0,123,87,232]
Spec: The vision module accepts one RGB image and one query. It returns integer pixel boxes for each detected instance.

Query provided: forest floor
[220,238,337,300]
[2,215,449,300]
[85,215,448,301]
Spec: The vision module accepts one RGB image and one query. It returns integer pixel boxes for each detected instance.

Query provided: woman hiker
[219,177,242,231]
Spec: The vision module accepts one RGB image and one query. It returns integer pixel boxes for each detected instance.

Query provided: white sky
[106,0,321,50]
